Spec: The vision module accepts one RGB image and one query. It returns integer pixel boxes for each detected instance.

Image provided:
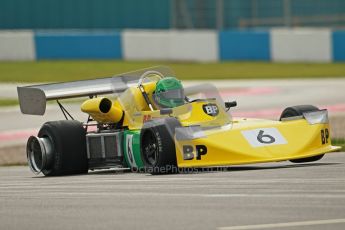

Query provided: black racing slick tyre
[36,120,88,176]
[280,105,325,163]
[140,117,181,175]
[279,105,319,121]
[289,154,325,163]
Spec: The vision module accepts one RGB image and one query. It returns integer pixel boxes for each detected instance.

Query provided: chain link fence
[171,0,345,29]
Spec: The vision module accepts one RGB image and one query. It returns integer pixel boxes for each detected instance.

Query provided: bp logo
[183,145,207,160]
[202,103,219,116]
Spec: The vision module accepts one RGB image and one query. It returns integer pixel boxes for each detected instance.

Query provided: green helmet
[153,77,185,108]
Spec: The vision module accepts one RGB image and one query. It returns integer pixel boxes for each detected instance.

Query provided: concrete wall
[0,31,35,60]
[333,31,345,61]
[122,30,218,62]
[219,30,270,61]
[0,29,344,62]
[270,28,332,62]
[35,31,122,59]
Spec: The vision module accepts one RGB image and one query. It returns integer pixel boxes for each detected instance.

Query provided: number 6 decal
[257,130,276,144]
[242,128,287,147]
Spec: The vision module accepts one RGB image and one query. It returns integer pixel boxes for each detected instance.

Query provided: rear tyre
[280,105,325,163]
[27,120,88,176]
[140,117,181,175]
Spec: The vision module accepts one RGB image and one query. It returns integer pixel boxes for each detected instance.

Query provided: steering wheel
[138,71,164,111]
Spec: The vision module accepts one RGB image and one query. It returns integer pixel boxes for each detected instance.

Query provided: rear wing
[17,76,135,115]
[17,66,174,115]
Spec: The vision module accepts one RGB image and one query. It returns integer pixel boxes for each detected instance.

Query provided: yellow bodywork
[81,98,123,123]
[80,80,340,168]
[175,118,340,168]
[81,82,157,125]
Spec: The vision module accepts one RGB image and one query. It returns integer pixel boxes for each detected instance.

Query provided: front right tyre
[280,105,325,163]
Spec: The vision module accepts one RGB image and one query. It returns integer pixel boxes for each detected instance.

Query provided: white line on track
[2,191,345,200]
[218,218,345,230]
[205,193,345,199]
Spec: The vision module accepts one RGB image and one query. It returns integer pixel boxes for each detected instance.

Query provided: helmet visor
[157,89,184,100]
[154,89,185,108]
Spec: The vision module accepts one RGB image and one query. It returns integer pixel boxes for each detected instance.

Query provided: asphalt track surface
[1,152,345,230]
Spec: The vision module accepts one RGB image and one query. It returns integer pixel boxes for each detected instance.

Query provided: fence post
[216,0,224,30]
[170,0,176,29]
[283,0,292,27]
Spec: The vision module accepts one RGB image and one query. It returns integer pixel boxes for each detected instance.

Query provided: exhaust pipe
[26,136,53,174]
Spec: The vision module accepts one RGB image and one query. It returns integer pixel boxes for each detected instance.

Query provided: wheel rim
[142,131,159,166]
[26,135,53,174]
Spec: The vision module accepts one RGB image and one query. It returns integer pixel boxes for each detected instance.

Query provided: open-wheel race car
[17,66,341,176]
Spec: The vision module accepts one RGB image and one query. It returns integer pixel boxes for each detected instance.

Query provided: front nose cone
[26,136,53,174]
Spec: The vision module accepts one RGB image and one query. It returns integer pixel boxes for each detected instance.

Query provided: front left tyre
[140,117,181,175]
[27,120,88,176]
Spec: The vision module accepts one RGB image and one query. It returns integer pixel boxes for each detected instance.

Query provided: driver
[152,77,185,109]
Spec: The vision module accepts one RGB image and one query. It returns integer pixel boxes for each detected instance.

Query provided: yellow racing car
[17,66,340,176]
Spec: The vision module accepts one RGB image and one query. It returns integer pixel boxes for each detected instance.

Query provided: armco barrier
[0,31,35,60]
[219,30,270,61]
[0,29,344,62]
[35,31,122,59]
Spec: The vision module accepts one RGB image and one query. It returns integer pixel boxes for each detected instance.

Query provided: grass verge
[0,162,27,167]
[332,138,345,151]
[0,99,18,107]
[0,61,344,82]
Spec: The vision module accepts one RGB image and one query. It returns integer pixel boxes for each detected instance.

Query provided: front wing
[175,118,341,168]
